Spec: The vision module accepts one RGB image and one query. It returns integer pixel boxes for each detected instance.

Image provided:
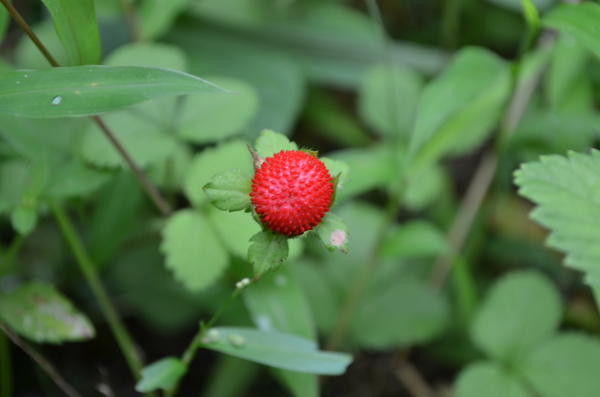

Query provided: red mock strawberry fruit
[250,150,334,237]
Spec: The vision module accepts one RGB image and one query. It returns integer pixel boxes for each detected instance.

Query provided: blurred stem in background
[441,0,465,50]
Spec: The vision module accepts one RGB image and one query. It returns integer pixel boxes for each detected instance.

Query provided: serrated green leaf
[349,280,449,349]
[138,0,191,40]
[519,333,600,397]
[408,47,510,168]
[543,2,600,59]
[203,169,252,212]
[358,63,423,138]
[455,362,530,397]
[10,206,37,236]
[380,220,449,260]
[254,129,298,159]
[248,231,289,276]
[40,0,101,65]
[177,77,259,144]
[201,327,352,375]
[0,66,227,118]
[184,140,253,207]
[135,357,187,392]
[161,209,228,292]
[207,207,260,258]
[313,213,348,253]
[471,271,562,363]
[514,150,600,274]
[243,267,318,397]
[0,282,95,343]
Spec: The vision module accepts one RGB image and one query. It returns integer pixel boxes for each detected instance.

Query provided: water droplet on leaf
[227,334,246,348]
[51,96,62,106]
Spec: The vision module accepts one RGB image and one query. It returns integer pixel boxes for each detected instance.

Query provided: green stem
[0,331,11,397]
[118,0,140,42]
[165,285,246,397]
[441,0,464,50]
[50,201,145,382]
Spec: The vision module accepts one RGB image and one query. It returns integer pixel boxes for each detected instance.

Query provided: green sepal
[248,231,289,277]
[203,169,252,212]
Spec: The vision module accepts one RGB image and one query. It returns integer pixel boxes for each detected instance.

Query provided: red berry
[250,150,333,237]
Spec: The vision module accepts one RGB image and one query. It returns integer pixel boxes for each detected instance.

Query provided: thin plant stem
[50,201,145,382]
[441,0,464,50]
[0,331,11,397]
[393,352,437,397]
[428,34,554,289]
[0,0,172,218]
[0,0,59,67]
[118,0,140,42]
[0,323,82,397]
[165,284,248,397]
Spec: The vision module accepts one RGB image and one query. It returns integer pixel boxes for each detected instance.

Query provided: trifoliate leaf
[203,169,252,212]
[471,271,562,363]
[514,150,600,274]
[455,362,530,397]
[248,231,289,277]
[519,333,600,397]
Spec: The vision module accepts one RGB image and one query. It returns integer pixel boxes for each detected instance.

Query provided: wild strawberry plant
[0,0,600,396]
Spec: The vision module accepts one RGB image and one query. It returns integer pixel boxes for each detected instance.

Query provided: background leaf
[455,362,530,397]
[0,66,227,118]
[254,129,298,159]
[543,2,600,59]
[201,327,352,375]
[0,282,95,344]
[138,0,191,40]
[40,0,101,65]
[248,231,289,276]
[161,209,229,292]
[519,333,600,397]
[135,357,187,392]
[471,271,562,362]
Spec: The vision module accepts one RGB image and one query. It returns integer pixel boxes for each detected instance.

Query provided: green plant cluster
[0,0,600,396]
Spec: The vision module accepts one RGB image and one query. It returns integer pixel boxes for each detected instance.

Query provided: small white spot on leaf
[331,229,347,252]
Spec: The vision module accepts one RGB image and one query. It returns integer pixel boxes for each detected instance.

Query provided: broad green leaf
[161,209,229,292]
[184,140,253,207]
[82,111,178,168]
[455,362,530,397]
[348,279,449,349]
[148,143,193,190]
[207,207,260,258]
[40,0,101,65]
[543,2,600,59]
[358,63,423,138]
[248,231,289,276]
[313,213,348,253]
[514,151,600,273]
[14,21,69,69]
[0,66,227,118]
[10,206,37,236]
[327,145,398,202]
[201,327,352,375]
[0,282,95,343]
[88,172,143,266]
[43,160,112,198]
[380,220,449,260]
[545,33,591,110]
[519,333,600,397]
[243,267,318,397]
[408,47,510,168]
[203,169,252,212]
[138,0,191,40]
[105,42,188,71]
[254,129,298,159]
[471,271,562,363]
[135,357,187,392]
[177,77,259,144]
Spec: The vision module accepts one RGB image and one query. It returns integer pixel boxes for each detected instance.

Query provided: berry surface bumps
[250,150,333,237]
